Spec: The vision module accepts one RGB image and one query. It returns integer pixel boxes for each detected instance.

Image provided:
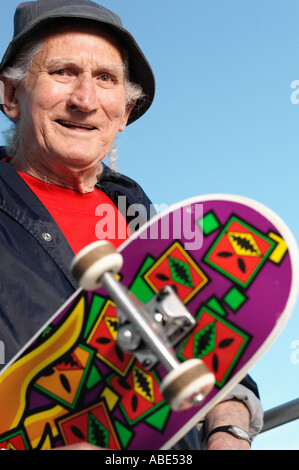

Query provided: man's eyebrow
[45,58,126,74]
[45,58,76,68]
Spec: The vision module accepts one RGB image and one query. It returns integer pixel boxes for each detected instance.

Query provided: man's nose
[67,73,98,113]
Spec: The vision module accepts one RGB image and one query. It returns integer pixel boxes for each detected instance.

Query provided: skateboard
[0,194,298,450]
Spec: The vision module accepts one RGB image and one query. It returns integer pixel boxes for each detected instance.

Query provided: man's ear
[119,101,136,132]
[0,77,21,120]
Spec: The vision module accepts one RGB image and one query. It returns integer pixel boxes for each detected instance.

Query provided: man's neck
[8,154,103,194]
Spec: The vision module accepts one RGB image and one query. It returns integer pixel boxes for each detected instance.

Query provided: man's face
[13,24,132,171]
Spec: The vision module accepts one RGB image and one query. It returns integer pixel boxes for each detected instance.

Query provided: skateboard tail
[119,194,299,449]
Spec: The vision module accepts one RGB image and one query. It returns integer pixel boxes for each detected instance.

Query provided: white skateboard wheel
[70,241,123,291]
[160,359,215,411]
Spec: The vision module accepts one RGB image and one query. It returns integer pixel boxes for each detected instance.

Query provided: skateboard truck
[117,285,197,369]
[70,241,215,411]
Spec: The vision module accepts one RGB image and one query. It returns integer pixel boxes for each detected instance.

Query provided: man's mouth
[56,120,97,131]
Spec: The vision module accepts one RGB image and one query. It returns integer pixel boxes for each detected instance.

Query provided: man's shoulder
[99,164,155,223]
[100,164,146,193]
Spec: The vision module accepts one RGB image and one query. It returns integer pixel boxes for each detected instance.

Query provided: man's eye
[100,74,114,82]
[52,69,67,76]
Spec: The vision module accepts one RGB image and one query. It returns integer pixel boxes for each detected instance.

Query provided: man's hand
[54,443,103,450]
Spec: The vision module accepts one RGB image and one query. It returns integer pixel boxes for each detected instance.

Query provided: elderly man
[0,0,262,450]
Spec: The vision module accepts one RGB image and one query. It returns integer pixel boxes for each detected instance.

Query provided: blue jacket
[0,148,258,449]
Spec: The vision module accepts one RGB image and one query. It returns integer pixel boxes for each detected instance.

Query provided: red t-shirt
[18,172,129,254]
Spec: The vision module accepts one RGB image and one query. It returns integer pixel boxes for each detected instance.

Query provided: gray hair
[2,37,144,163]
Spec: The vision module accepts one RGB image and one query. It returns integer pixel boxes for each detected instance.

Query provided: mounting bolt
[142,359,152,368]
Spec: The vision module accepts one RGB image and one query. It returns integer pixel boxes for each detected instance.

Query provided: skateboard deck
[0,194,298,450]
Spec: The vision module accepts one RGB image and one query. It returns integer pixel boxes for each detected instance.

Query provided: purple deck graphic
[0,196,297,450]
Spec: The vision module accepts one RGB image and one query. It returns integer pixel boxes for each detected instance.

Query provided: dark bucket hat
[0,0,155,124]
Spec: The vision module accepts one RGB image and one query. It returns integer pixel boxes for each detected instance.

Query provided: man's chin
[51,149,104,170]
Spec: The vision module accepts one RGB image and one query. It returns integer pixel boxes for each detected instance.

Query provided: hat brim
[0,11,155,125]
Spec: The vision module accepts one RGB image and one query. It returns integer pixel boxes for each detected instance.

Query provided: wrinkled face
[12,24,133,170]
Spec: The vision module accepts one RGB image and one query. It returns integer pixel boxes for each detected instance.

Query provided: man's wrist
[207,425,252,445]
[206,430,251,450]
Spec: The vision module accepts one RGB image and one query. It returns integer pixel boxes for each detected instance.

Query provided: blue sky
[1,0,299,450]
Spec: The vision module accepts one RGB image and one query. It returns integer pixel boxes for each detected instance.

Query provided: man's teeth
[58,120,95,130]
